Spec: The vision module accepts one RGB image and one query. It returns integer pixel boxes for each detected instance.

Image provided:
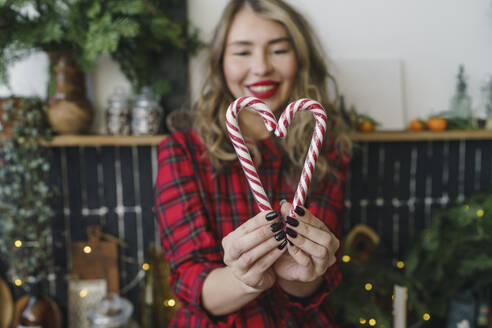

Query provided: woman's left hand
[273,201,340,282]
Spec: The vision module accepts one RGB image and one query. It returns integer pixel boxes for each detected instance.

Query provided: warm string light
[12,240,39,248]
[423,313,431,321]
[396,261,405,269]
[142,263,150,271]
[342,255,351,263]
[364,283,373,291]
[83,246,92,254]
[14,279,23,286]
[79,288,88,298]
[368,318,376,326]
[477,209,484,217]
[359,318,367,324]
[163,298,176,307]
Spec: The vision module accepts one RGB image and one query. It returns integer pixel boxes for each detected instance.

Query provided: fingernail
[278,239,288,250]
[270,221,283,233]
[279,199,287,207]
[286,227,297,238]
[294,206,305,216]
[265,211,278,221]
[286,216,299,227]
[274,230,286,241]
[288,239,294,246]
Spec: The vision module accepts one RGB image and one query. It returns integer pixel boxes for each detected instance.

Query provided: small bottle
[131,87,163,135]
[105,87,131,135]
[448,65,473,121]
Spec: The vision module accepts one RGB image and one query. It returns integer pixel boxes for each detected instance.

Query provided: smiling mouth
[247,83,279,99]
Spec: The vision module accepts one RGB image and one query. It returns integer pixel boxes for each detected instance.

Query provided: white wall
[2,0,492,131]
[188,0,492,128]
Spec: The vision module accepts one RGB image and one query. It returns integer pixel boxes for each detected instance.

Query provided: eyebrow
[227,37,291,46]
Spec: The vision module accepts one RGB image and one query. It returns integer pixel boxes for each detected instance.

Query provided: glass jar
[131,87,163,135]
[105,87,131,135]
[87,293,133,328]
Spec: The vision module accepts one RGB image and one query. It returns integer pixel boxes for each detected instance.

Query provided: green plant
[330,191,492,327]
[0,98,56,283]
[403,191,492,321]
[0,0,201,95]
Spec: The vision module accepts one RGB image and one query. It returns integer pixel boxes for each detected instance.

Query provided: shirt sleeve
[278,150,350,311]
[154,134,223,310]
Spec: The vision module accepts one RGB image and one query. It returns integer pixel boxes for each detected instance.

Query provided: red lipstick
[247,80,279,99]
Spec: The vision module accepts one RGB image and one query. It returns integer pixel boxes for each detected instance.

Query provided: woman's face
[223,7,298,114]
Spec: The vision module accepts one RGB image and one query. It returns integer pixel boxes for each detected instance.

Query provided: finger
[286,241,312,267]
[287,230,331,260]
[226,218,284,262]
[279,199,293,219]
[287,221,339,251]
[236,234,288,271]
[236,210,280,235]
[243,241,287,279]
[291,205,328,232]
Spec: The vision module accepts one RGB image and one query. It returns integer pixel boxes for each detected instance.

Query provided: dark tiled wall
[45,139,492,316]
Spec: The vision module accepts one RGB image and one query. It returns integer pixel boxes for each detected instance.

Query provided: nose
[252,51,273,76]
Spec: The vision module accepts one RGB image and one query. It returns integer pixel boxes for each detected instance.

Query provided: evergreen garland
[403,192,492,321]
[329,191,492,327]
[0,98,55,284]
[0,0,201,95]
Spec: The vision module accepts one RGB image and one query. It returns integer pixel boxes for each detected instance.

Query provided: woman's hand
[274,201,340,283]
[222,210,287,293]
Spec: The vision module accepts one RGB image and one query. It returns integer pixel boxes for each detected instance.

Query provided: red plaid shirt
[155,131,349,327]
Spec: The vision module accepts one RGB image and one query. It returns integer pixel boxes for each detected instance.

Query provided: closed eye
[272,49,289,55]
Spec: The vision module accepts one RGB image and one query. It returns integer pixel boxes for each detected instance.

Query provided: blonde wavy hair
[194,0,351,188]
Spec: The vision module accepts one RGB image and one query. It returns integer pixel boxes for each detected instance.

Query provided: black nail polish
[274,230,286,241]
[265,211,278,221]
[270,221,283,233]
[286,227,297,238]
[278,239,288,250]
[287,239,294,246]
[294,206,305,216]
[286,216,299,227]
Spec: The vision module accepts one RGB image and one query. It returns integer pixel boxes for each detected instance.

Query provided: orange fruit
[359,120,375,132]
[409,119,426,131]
[427,117,447,131]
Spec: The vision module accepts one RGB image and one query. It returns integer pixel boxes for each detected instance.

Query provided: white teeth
[249,85,276,93]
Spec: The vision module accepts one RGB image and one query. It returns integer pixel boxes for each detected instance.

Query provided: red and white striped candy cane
[225,97,277,211]
[275,98,327,214]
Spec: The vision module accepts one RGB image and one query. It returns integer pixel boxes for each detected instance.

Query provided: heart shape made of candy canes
[226,96,327,215]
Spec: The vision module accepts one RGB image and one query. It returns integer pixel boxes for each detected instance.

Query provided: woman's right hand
[222,210,287,293]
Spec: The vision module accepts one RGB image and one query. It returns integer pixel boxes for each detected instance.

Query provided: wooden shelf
[350,130,492,142]
[3,130,492,146]
[47,135,168,146]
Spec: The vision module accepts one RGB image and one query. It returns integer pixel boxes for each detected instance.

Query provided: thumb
[279,199,293,219]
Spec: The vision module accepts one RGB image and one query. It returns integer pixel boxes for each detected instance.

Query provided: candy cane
[225,97,277,211]
[226,97,327,214]
[275,98,327,214]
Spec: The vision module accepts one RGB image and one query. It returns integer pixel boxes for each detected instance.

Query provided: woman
[155,0,351,326]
